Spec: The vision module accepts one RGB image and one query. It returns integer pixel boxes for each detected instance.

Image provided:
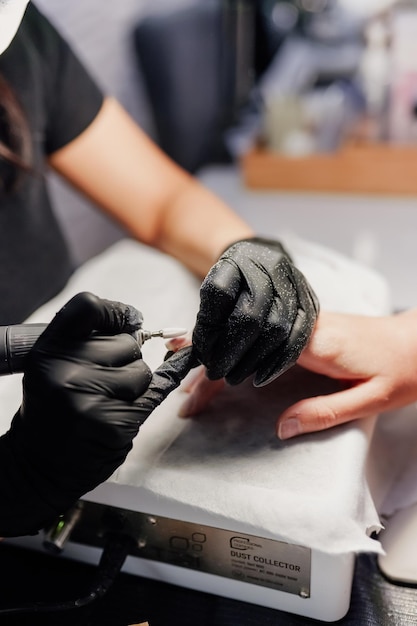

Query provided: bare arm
[48,97,253,277]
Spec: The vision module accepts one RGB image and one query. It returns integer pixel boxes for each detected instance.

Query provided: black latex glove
[0,292,197,537]
[192,237,319,387]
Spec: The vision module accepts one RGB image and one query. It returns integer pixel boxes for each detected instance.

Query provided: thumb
[277,379,382,439]
[135,347,200,425]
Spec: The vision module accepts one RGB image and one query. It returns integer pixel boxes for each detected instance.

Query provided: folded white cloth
[116,364,383,554]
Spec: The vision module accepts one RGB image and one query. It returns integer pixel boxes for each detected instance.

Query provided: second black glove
[192,237,319,386]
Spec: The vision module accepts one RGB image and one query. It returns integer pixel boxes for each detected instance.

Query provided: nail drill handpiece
[0,324,187,375]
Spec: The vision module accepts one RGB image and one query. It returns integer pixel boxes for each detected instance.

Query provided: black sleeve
[26,3,105,154]
[0,430,60,537]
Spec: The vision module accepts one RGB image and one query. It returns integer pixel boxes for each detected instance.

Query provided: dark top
[0,3,104,538]
[0,3,104,324]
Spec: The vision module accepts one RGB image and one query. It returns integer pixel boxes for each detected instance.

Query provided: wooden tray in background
[240,143,417,195]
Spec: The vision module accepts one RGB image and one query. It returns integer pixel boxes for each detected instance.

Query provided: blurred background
[35,0,417,310]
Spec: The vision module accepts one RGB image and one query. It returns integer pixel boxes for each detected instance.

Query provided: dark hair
[0,72,32,192]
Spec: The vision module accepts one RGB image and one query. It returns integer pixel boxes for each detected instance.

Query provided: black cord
[0,532,134,616]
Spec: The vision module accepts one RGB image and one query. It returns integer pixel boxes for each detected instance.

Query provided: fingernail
[178,396,195,418]
[278,417,300,440]
[165,336,189,351]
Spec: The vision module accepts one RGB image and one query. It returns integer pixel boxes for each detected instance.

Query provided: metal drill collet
[138,327,187,348]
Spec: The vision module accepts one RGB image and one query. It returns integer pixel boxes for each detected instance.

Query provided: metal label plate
[138,514,311,597]
[71,503,311,598]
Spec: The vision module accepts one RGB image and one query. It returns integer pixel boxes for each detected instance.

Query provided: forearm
[151,178,253,276]
[49,97,253,277]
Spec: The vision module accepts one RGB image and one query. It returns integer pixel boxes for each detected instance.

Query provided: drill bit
[139,327,187,347]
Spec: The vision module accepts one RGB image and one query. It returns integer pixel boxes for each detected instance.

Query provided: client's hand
[277,309,417,439]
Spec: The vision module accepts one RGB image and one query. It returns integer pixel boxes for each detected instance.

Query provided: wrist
[220,237,292,261]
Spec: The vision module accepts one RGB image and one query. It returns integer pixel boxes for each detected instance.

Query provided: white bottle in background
[358,15,391,142]
[388,5,417,144]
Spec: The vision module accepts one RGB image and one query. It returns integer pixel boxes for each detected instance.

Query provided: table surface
[1,541,417,626]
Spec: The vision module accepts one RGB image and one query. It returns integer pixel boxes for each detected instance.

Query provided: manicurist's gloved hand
[192,237,319,387]
[0,292,197,537]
